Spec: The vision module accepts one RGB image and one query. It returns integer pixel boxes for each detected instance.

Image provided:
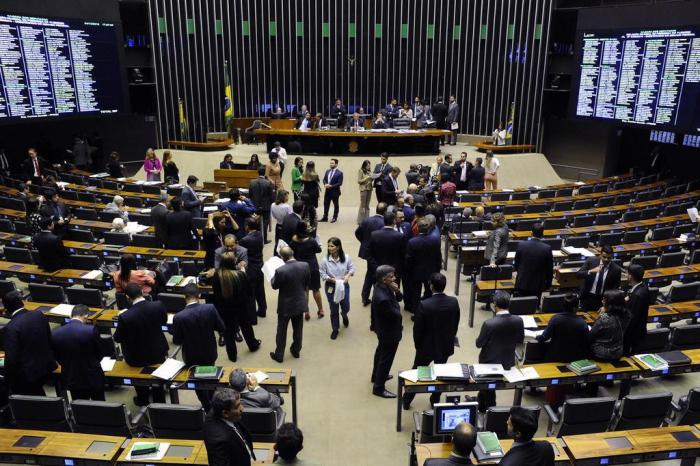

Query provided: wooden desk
[116,439,276,465]
[195,442,276,465]
[24,301,107,326]
[417,438,568,465]
[167,139,234,150]
[474,140,536,153]
[0,429,124,465]
[213,168,258,188]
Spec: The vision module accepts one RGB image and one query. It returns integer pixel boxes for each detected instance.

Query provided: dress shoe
[235,331,243,342]
[330,330,338,340]
[228,355,237,363]
[341,313,349,327]
[250,339,262,352]
[290,348,300,358]
[370,374,393,383]
[373,389,397,399]
[218,335,225,347]
[402,399,412,410]
[330,218,337,223]
[362,300,371,307]
[319,218,328,222]
[269,352,283,363]
[264,240,272,244]
[257,311,266,318]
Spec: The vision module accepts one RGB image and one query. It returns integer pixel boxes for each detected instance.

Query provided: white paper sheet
[399,369,419,383]
[688,207,699,223]
[81,270,103,280]
[433,363,465,378]
[251,370,269,383]
[471,364,505,376]
[262,256,285,283]
[167,313,174,324]
[152,358,185,380]
[503,367,539,383]
[100,357,116,372]
[524,329,544,342]
[49,304,75,317]
[518,315,538,329]
[275,239,289,255]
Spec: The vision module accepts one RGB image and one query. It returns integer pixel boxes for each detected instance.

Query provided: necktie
[595,265,606,295]
[33,158,39,176]
[329,169,334,183]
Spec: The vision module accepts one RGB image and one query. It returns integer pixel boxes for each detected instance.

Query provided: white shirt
[496,130,507,146]
[11,307,25,318]
[273,147,288,163]
[300,119,309,130]
[589,263,610,295]
[485,157,500,174]
[460,162,468,182]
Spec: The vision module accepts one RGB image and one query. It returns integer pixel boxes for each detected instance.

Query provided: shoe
[228,355,237,363]
[264,240,272,244]
[402,399,412,410]
[290,348,300,359]
[235,331,243,343]
[132,396,148,407]
[269,352,283,363]
[304,311,310,321]
[317,310,325,319]
[385,375,394,382]
[257,311,266,318]
[330,330,338,340]
[362,300,371,307]
[373,389,397,399]
[342,313,349,327]
[330,218,337,223]
[218,335,225,347]
[480,304,492,311]
[250,339,262,352]
[319,218,328,222]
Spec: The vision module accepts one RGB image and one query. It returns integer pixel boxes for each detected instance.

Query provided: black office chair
[622,230,646,244]
[0,218,14,233]
[542,218,567,230]
[123,197,143,208]
[630,255,658,270]
[640,207,661,219]
[594,213,617,225]
[611,392,673,431]
[103,232,132,246]
[9,395,71,432]
[65,287,105,308]
[552,201,573,212]
[526,203,550,214]
[564,235,590,248]
[479,265,513,282]
[516,219,540,232]
[658,251,686,268]
[545,397,616,437]
[77,192,97,203]
[240,407,284,442]
[69,254,102,270]
[555,188,573,197]
[596,197,614,208]
[123,184,143,193]
[99,211,122,223]
[621,211,642,223]
[690,250,700,265]
[669,324,700,350]
[662,205,682,217]
[509,296,539,315]
[71,400,133,437]
[537,190,555,199]
[28,283,66,303]
[559,260,585,269]
[572,199,593,210]
[670,388,700,426]
[102,180,119,190]
[631,327,669,354]
[593,183,609,193]
[156,293,187,313]
[490,192,511,202]
[571,216,594,228]
[577,185,594,195]
[3,246,33,264]
[482,406,541,439]
[542,238,563,250]
[651,226,674,241]
[634,191,651,202]
[455,193,482,203]
[511,192,530,201]
[0,279,19,300]
[65,229,97,243]
[129,213,153,226]
[673,224,695,236]
[598,232,623,247]
[664,282,700,303]
[86,178,103,188]
[0,196,26,211]
[167,185,183,197]
[502,205,525,215]
[541,294,567,313]
[131,234,162,248]
[147,403,205,439]
[613,194,631,205]
[180,261,201,277]
[59,190,78,201]
[14,221,31,235]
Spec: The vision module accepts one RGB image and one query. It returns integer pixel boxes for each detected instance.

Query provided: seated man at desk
[425,421,477,465]
[204,387,256,466]
[33,216,70,271]
[220,153,235,169]
[229,369,285,426]
[274,423,316,465]
[297,111,312,130]
[103,194,129,222]
[347,112,364,131]
[500,406,554,466]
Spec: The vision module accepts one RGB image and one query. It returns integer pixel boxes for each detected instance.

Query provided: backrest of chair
[630,255,658,270]
[593,183,609,193]
[123,184,143,193]
[537,189,555,199]
[77,192,96,203]
[147,404,205,439]
[557,397,616,437]
[679,388,700,425]
[578,185,594,195]
[502,205,525,215]
[69,254,102,270]
[622,230,646,244]
[658,251,686,268]
[0,218,14,232]
[598,232,623,247]
[3,246,33,264]
[129,213,153,226]
[71,400,131,437]
[511,191,530,201]
[516,219,539,232]
[156,293,187,313]
[668,282,700,303]
[99,211,121,223]
[14,221,31,235]
[65,229,96,243]
[651,226,674,241]
[613,194,631,205]
[103,232,132,246]
[691,250,700,265]
[490,192,511,202]
[596,197,614,208]
[240,407,278,442]
[640,207,661,219]
[541,294,566,313]
[552,201,573,212]
[543,218,567,229]
[65,287,103,307]
[143,185,162,195]
[508,296,539,315]
[485,406,540,439]
[541,237,563,250]
[572,199,593,210]
[29,283,65,303]
[555,188,573,197]
[594,213,617,225]
[572,216,594,228]
[614,392,672,430]
[662,204,682,217]
[670,324,700,349]
[131,234,161,248]
[564,235,590,248]
[10,395,71,432]
[621,211,642,223]
[631,327,669,354]
[0,279,17,299]
[123,197,143,208]
[479,265,513,281]
[526,203,549,214]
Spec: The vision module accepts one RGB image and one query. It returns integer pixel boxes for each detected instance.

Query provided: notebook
[566,359,600,375]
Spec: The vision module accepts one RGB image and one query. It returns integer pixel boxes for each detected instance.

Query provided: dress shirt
[320,255,355,281]
[33,158,40,177]
[590,264,609,295]
[391,176,398,191]
[300,119,309,129]
[271,203,293,224]
[460,163,468,182]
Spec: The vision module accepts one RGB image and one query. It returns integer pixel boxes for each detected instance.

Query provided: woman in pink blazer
[143,148,162,181]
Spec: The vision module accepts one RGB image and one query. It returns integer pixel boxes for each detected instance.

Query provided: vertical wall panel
[148,0,551,147]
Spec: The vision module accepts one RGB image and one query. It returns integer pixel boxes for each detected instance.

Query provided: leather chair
[65,287,105,308]
[631,327,669,354]
[482,406,541,439]
[3,246,33,264]
[9,395,71,432]
[541,294,567,313]
[240,407,284,442]
[545,397,616,437]
[71,400,133,437]
[611,392,673,430]
[658,251,686,268]
[508,296,539,315]
[147,403,205,439]
[669,324,700,350]
[28,283,65,303]
[670,388,700,426]
[156,293,187,313]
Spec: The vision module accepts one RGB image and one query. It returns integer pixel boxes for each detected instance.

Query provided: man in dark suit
[513,222,553,303]
[113,283,169,406]
[248,167,274,243]
[219,188,257,239]
[311,112,326,130]
[373,153,392,203]
[425,422,476,466]
[151,191,169,247]
[500,407,554,466]
[280,200,304,245]
[320,158,343,223]
[438,154,454,183]
[576,244,622,311]
[165,197,195,250]
[623,264,650,355]
[454,152,472,190]
[355,202,388,306]
[404,219,443,313]
[329,98,346,127]
[203,388,255,466]
[297,111,312,130]
[270,247,310,363]
[2,290,57,395]
[368,212,406,289]
[381,167,402,206]
[181,175,203,218]
[384,98,399,127]
[403,273,460,409]
[171,283,226,409]
[33,217,70,271]
[405,164,420,186]
[20,147,46,184]
[445,95,460,145]
[475,291,524,412]
[51,304,105,401]
[239,218,266,317]
[40,189,71,236]
[371,265,403,398]
[467,157,485,190]
[431,97,448,145]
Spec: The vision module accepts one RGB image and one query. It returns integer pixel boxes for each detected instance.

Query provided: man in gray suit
[248,166,274,243]
[270,247,310,363]
[181,175,203,218]
[151,191,169,247]
[229,368,285,425]
[445,95,459,145]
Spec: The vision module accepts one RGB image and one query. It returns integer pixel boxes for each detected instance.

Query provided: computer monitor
[433,402,478,435]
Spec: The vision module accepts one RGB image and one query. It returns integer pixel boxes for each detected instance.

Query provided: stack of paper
[433,363,466,379]
[81,270,103,280]
[517,315,538,329]
[472,230,490,239]
[124,222,149,234]
[502,367,539,383]
[49,304,75,317]
[152,358,186,380]
[472,364,505,376]
[524,329,544,341]
[634,353,669,370]
[126,443,170,461]
[262,256,285,282]
[251,370,269,383]
[688,207,699,223]
[399,369,419,383]
[100,357,116,372]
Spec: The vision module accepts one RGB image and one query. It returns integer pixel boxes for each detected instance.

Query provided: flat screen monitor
[0,12,124,121]
[433,402,478,435]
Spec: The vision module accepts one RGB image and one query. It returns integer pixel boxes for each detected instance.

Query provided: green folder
[166,275,184,287]
[567,359,599,375]
[417,365,435,381]
[194,365,222,379]
[477,431,502,454]
[131,443,159,456]
[638,354,667,370]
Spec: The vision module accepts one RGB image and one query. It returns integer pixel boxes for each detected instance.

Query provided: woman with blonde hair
[162,150,179,184]
[484,150,500,190]
[300,161,320,226]
[356,160,373,224]
[143,148,162,181]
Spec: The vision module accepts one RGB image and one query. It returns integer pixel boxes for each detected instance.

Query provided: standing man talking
[373,153,392,203]
[320,158,343,223]
[445,95,459,145]
[371,265,403,399]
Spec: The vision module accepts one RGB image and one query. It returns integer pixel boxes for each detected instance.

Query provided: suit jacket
[431,102,448,127]
[311,117,327,130]
[405,170,420,186]
[576,257,622,298]
[405,234,442,282]
[181,185,202,218]
[171,303,225,366]
[413,293,460,361]
[438,162,453,183]
[4,309,57,385]
[514,238,553,293]
[20,156,47,181]
[40,201,70,222]
[425,454,472,465]
[467,165,485,190]
[280,213,302,244]
[381,175,400,205]
[499,440,554,466]
[537,313,589,363]
[220,161,236,170]
[384,104,399,120]
[354,214,384,259]
[249,177,274,212]
[346,117,364,130]
[368,228,405,275]
[297,117,312,129]
[329,104,346,119]
[475,313,524,369]
[219,199,257,238]
[33,230,69,271]
[239,231,263,277]
[113,300,169,367]
[322,169,343,196]
[203,417,255,466]
[271,260,310,317]
[51,320,104,390]
[624,283,650,351]
[240,387,284,421]
[446,102,459,124]
[151,203,169,246]
[372,162,392,188]
[165,210,194,250]
[372,284,403,343]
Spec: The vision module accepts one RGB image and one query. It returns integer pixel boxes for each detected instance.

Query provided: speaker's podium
[214,168,258,189]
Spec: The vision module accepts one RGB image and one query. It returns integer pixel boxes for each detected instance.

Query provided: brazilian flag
[505,101,515,145]
[178,98,189,140]
[224,60,233,129]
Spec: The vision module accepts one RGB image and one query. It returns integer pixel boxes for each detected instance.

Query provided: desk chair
[0,218,13,233]
[572,199,593,210]
[511,192,531,201]
[552,201,573,212]
[669,324,700,350]
[147,403,205,439]
[490,192,511,202]
[241,407,284,442]
[594,213,618,226]
[631,327,669,354]
[593,183,609,193]
[658,251,686,268]
[477,265,514,307]
[502,205,525,215]
[71,400,134,437]
[65,287,105,308]
[0,279,19,300]
[69,254,102,270]
[622,230,646,244]
[560,260,585,269]
[102,180,119,190]
[541,294,567,313]
[60,190,78,201]
[394,118,411,129]
[577,185,594,195]
[613,194,631,205]
[596,197,614,208]
[516,219,540,232]
[65,229,96,243]
[143,184,162,195]
[9,395,71,432]
[572,216,594,228]
[179,261,201,277]
[3,246,34,264]
[123,184,143,193]
[690,250,700,265]
[542,237,563,250]
[621,211,642,223]
[651,226,674,241]
[555,188,573,197]
[28,283,66,303]
[670,387,700,426]
[509,296,539,315]
[0,196,26,211]
[545,397,616,437]
[156,293,187,313]
[630,255,658,270]
[131,234,161,248]
[99,211,121,223]
[167,185,183,197]
[673,223,696,236]
[103,232,132,246]
[640,207,661,220]
[543,218,567,230]
[86,178,102,188]
[634,191,651,202]
[456,193,482,203]
[124,197,143,208]
[129,213,153,226]
[482,406,541,439]
[564,235,590,249]
[518,341,548,364]
[14,221,31,236]
[450,221,482,238]
[506,240,520,253]
[77,192,96,203]
[611,392,673,430]
[664,282,700,303]
[662,204,682,217]
[598,232,623,247]
[537,189,555,199]
[526,203,550,214]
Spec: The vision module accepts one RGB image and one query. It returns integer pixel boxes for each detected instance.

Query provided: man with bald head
[270,246,310,363]
[425,421,477,465]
